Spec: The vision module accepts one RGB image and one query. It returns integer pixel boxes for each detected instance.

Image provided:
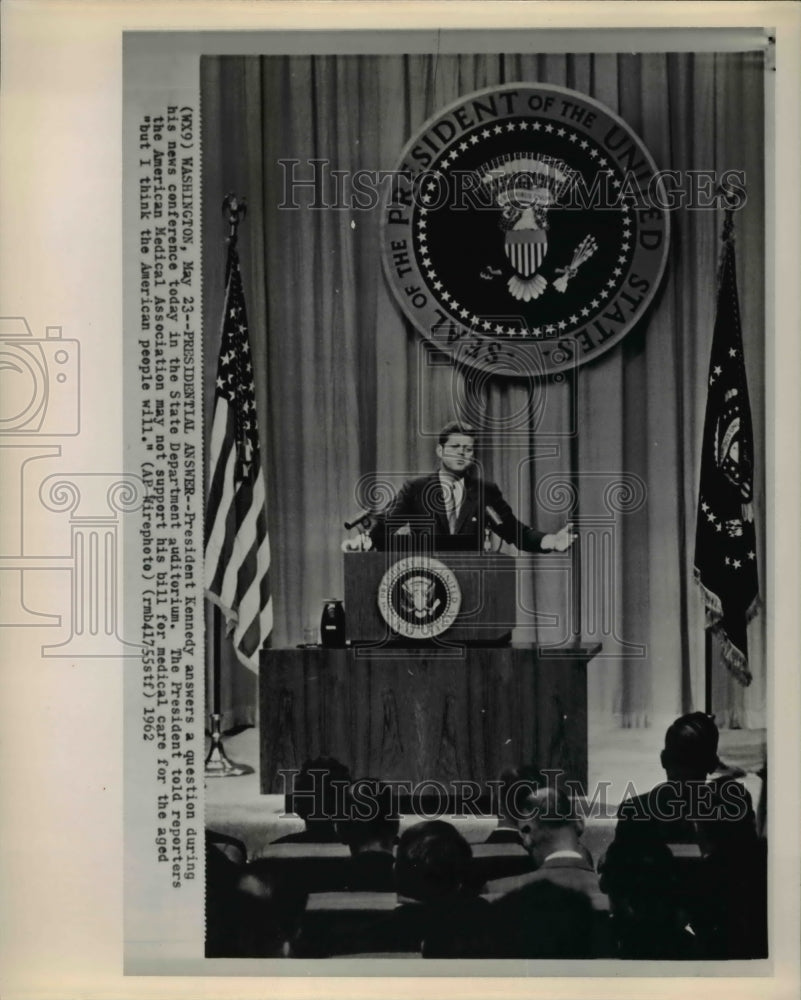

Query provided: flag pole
[204,194,255,778]
[568,364,581,640]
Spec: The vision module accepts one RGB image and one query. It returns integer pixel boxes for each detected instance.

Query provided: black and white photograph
[200,34,768,966]
[2,3,800,998]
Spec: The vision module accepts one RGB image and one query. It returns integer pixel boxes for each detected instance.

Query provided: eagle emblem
[479,154,580,302]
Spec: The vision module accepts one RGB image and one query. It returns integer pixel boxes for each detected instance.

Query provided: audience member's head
[495,764,540,829]
[206,828,247,866]
[599,838,690,958]
[337,779,400,856]
[660,712,720,782]
[205,833,245,957]
[515,778,585,867]
[230,859,309,957]
[394,820,474,902]
[289,756,351,837]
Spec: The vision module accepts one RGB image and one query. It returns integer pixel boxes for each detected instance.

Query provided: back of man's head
[599,839,685,955]
[395,820,473,901]
[599,837,677,906]
[516,780,584,863]
[292,756,351,832]
[661,712,720,780]
[337,779,400,855]
[496,763,541,824]
[230,859,309,957]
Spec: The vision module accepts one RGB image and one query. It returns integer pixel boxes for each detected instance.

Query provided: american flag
[204,242,272,668]
[693,223,759,686]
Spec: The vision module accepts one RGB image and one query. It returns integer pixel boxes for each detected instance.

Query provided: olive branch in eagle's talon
[553,235,599,293]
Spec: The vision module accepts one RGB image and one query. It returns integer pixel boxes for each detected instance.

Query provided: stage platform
[205,724,766,863]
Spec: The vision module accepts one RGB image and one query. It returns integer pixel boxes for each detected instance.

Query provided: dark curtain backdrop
[201,51,766,734]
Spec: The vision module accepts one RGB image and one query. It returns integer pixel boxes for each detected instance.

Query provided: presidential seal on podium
[376,555,462,639]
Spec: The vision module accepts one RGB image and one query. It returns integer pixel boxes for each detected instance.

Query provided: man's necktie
[446,483,460,534]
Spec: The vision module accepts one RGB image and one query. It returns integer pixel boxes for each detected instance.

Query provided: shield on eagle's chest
[504,229,548,277]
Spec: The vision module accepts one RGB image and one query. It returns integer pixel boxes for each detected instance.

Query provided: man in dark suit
[599,712,766,959]
[485,782,610,958]
[486,764,595,869]
[485,764,541,845]
[271,756,351,844]
[345,422,576,553]
[323,820,490,957]
[336,779,400,891]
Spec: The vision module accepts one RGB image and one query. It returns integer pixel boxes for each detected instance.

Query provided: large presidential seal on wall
[382,84,670,377]
[377,556,461,639]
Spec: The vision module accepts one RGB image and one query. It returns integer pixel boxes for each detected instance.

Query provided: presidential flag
[693,225,759,686]
[205,242,272,668]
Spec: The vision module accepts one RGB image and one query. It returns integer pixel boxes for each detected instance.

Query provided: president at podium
[344,422,576,555]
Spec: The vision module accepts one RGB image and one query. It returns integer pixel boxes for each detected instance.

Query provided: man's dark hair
[337,779,400,852]
[291,756,351,825]
[598,839,690,959]
[496,763,541,820]
[518,781,578,828]
[438,421,477,446]
[662,712,720,776]
[394,820,473,901]
[599,837,678,901]
[231,859,309,957]
[502,768,578,826]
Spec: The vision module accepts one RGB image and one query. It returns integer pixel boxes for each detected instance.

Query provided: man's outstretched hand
[341,534,373,552]
[541,523,578,552]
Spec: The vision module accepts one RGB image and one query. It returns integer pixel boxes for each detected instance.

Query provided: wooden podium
[260,549,599,802]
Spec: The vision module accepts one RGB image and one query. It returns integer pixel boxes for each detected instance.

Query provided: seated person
[272,756,351,844]
[602,711,765,959]
[486,771,596,889]
[485,764,540,845]
[328,820,490,957]
[227,859,309,958]
[205,831,247,957]
[599,838,701,959]
[344,422,576,553]
[206,828,248,866]
[486,782,609,958]
[336,779,400,891]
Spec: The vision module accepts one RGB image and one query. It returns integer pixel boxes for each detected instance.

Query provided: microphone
[343,511,375,531]
[484,504,503,527]
[483,505,503,553]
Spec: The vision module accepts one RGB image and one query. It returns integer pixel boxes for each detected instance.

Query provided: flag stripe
[205,401,234,542]
[220,475,262,603]
[205,440,238,595]
[236,511,270,615]
[237,540,272,654]
[222,478,265,606]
